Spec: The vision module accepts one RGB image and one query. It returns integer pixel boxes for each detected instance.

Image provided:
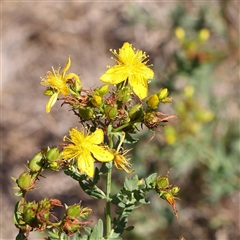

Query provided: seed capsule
[17,172,32,190]
[104,105,118,119]
[118,87,132,102]
[129,104,143,120]
[46,147,60,162]
[156,175,169,189]
[66,204,81,218]
[79,107,94,120]
[28,152,43,172]
[98,84,109,96]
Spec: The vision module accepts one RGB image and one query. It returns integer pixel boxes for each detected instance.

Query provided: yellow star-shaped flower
[41,57,81,113]
[100,42,154,99]
[61,128,114,178]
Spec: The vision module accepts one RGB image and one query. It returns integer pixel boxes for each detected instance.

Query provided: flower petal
[61,144,79,160]
[90,145,114,162]
[77,151,94,178]
[46,92,58,113]
[62,56,71,78]
[118,42,135,63]
[65,73,82,85]
[100,65,128,84]
[129,75,148,99]
[86,128,104,144]
[69,128,84,144]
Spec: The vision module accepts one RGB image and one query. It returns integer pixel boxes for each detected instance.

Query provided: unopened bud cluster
[15,147,63,193]
[61,83,175,133]
[154,173,180,218]
[14,198,92,237]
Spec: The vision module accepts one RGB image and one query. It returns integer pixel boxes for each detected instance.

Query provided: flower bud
[47,161,59,171]
[147,94,159,109]
[67,223,81,233]
[43,89,54,96]
[157,88,169,100]
[98,84,109,96]
[41,198,52,210]
[74,80,82,92]
[171,186,180,195]
[129,104,143,120]
[118,87,132,102]
[79,107,94,120]
[144,112,155,123]
[17,172,32,190]
[23,208,36,225]
[137,179,145,187]
[28,152,44,172]
[62,219,81,234]
[199,28,210,42]
[104,105,118,119]
[91,95,103,107]
[175,27,185,41]
[184,86,195,98]
[161,97,172,103]
[66,204,81,218]
[46,147,60,162]
[23,202,38,225]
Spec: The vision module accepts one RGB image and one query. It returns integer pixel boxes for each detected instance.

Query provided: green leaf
[99,162,111,174]
[16,233,26,240]
[47,229,61,240]
[89,219,104,240]
[13,201,22,227]
[80,182,106,199]
[124,132,139,144]
[104,161,113,170]
[124,175,139,191]
[125,226,134,231]
[145,173,157,188]
[105,229,122,240]
[93,167,100,184]
[71,232,85,240]
[60,232,70,240]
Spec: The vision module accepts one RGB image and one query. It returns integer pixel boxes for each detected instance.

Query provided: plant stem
[106,166,112,236]
[112,118,143,133]
[106,134,113,237]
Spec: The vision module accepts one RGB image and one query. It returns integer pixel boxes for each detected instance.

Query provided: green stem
[113,118,143,132]
[106,135,113,237]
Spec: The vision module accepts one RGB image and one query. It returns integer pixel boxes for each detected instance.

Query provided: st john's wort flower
[61,128,114,178]
[100,42,154,99]
[41,57,81,113]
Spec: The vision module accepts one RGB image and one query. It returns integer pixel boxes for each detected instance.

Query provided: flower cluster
[13,42,181,240]
[39,42,177,178]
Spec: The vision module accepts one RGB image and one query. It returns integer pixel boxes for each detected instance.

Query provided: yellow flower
[100,42,154,99]
[175,27,185,41]
[61,128,114,178]
[112,149,134,174]
[110,132,134,174]
[41,57,81,113]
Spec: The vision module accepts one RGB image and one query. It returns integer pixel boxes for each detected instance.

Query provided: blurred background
[1,1,239,239]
